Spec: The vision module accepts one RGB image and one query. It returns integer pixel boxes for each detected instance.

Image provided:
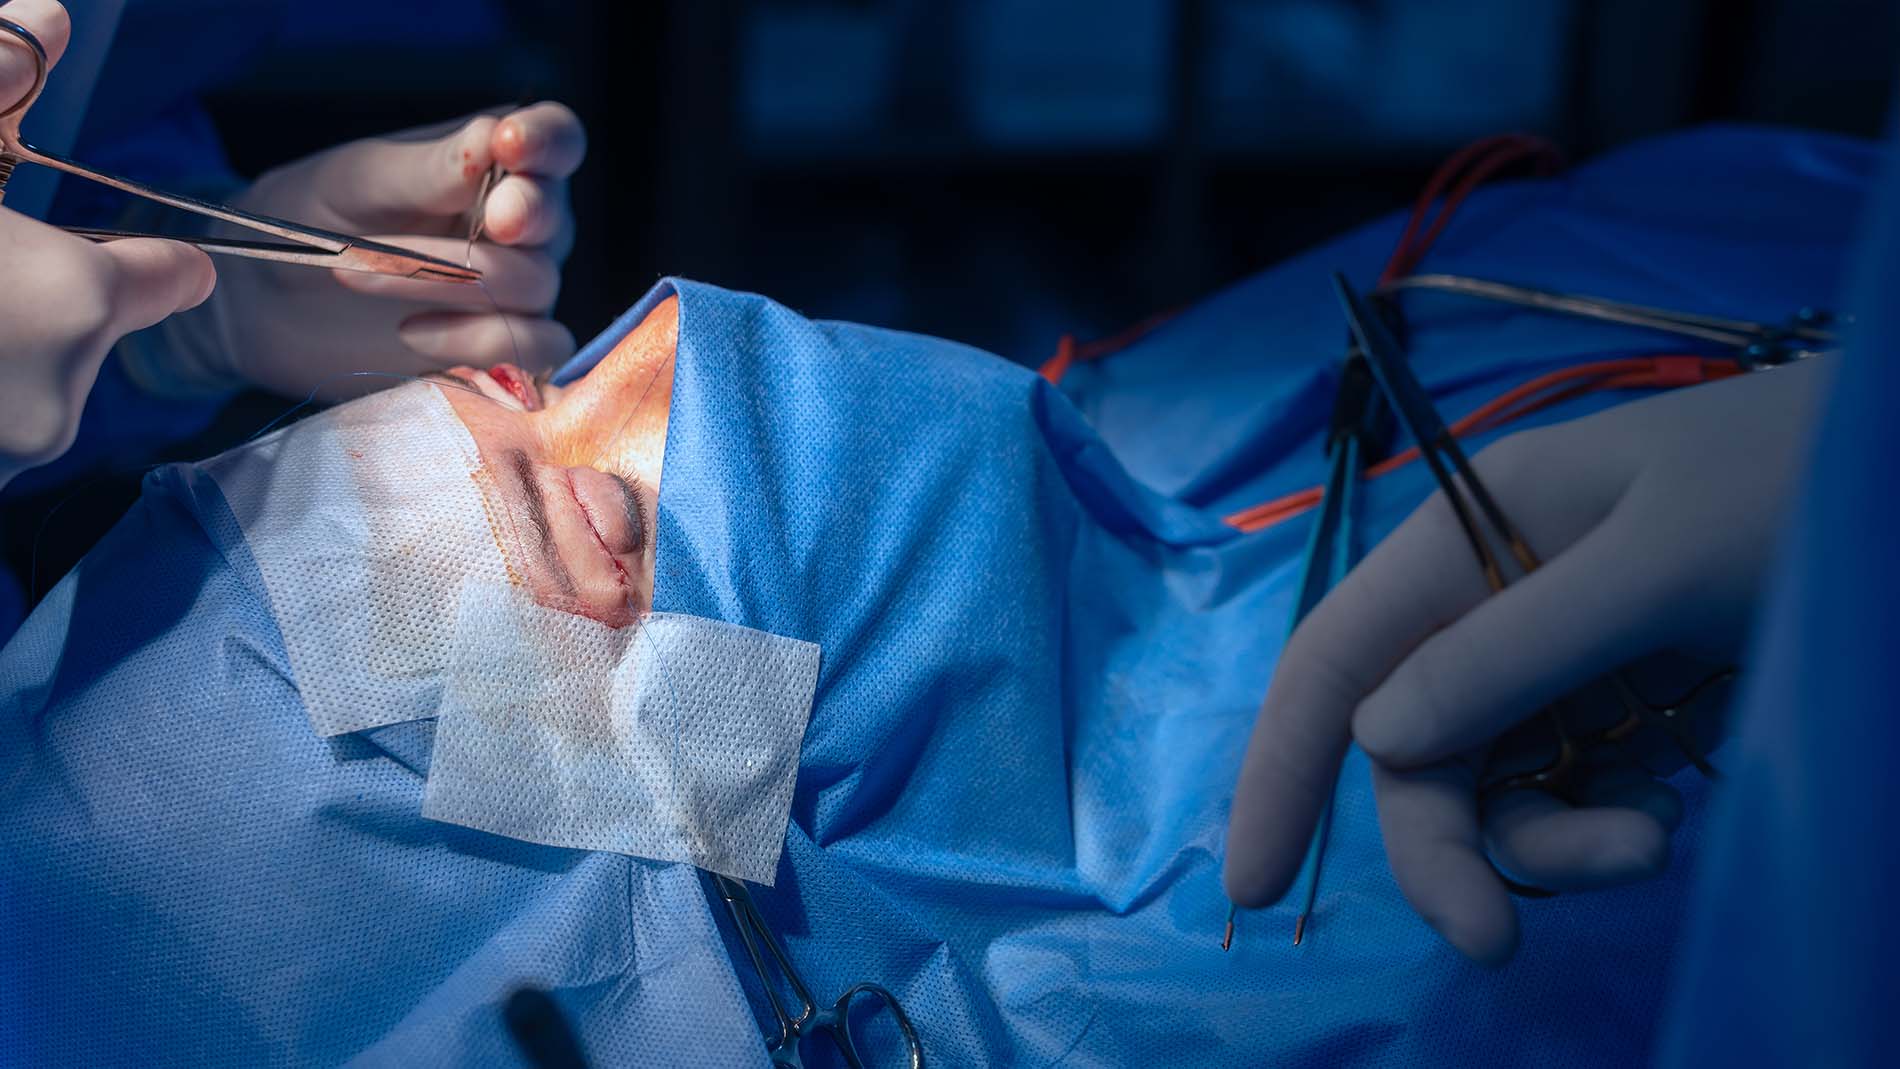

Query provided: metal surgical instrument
[1333,272,1726,826]
[0,17,479,282]
[1224,328,1391,952]
[1379,272,1836,365]
[708,872,924,1069]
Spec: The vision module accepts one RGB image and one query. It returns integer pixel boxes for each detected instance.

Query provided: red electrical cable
[1040,133,1563,383]
[1221,356,1737,533]
[1039,334,1077,385]
[1036,132,1723,538]
[1381,133,1563,285]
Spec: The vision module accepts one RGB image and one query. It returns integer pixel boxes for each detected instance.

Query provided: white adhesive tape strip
[204,384,509,738]
[423,583,820,885]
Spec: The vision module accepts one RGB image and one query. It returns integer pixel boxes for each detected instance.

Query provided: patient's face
[431,297,678,627]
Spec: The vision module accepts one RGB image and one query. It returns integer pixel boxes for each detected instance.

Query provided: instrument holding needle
[0,16,480,283]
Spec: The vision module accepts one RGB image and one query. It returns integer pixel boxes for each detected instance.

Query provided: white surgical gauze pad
[202,382,821,880]
[423,582,820,884]
[203,383,509,737]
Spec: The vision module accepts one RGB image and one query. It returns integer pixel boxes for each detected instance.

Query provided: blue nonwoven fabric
[0,469,768,1066]
[554,126,1878,1068]
[1058,123,1875,519]
[0,123,1883,1066]
[626,126,1881,1067]
[1657,117,1900,1063]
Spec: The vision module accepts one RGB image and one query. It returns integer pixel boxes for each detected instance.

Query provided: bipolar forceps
[1224,325,1392,951]
[1380,273,1837,366]
[1332,273,1725,815]
[0,16,479,282]
[708,872,924,1068]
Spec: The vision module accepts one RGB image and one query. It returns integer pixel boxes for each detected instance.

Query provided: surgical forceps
[0,16,479,282]
[708,872,924,1069]
[1380,273,1837,366]
[1333,273,1726,818]
[1224,332,1392,951]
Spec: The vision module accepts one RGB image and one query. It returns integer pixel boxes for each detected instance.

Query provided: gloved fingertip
[1349,702,1416,768]
[1454,920,1519,968]
[1219,824,1296,909]
[491,102,587,175]
[101,238,218,327]
[1423,891,1519,967]
[1593,819,1671,884]
[1220,867,1284,911]
[493,114,531,170]
[484,184,530,243]
[7,0,74,65]
[185,249,219,309]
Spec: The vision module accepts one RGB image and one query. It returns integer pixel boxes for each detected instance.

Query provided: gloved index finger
[1348,497,1675,768]
[320,113,501,222]
[1223,486,1499,907]
[492,102,587,178]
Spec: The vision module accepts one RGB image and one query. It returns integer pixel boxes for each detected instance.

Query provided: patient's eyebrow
[508,448,577,598]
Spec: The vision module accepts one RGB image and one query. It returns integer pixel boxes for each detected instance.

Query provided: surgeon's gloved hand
[0,209,216,488]
[0,0,216,488]
[131,104,585,400]
[1223,358,1833,964]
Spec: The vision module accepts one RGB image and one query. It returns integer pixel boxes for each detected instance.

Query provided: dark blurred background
[5,0,1898,602]
[204,0,1900,364]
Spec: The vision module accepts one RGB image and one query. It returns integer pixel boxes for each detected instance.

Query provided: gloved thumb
[1349,504,1676,768]
[319,111,501,221]
[0,0,73,115]
[97,237,216,335]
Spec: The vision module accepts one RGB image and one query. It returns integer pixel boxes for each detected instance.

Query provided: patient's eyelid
[610,473,649,557]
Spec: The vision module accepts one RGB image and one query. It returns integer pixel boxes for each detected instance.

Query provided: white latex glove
[138,102,586,399]
[0,0,216,488]
[1223,357,1833,963]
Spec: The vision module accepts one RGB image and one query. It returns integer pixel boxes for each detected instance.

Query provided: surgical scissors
[1379,273,1837,366]
[0,16,479,282]
[1332,273,1726,816]
[708,872,924,1069]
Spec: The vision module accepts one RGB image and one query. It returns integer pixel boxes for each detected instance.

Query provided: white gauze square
[202,384,510,737]
[424,582,820,884]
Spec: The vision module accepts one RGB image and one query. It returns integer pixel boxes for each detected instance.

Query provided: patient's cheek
[539,297,678,490]
[438,295,677,629]
[534,298,679,600]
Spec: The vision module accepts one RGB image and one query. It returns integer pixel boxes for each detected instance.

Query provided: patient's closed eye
[613,471,648,557]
